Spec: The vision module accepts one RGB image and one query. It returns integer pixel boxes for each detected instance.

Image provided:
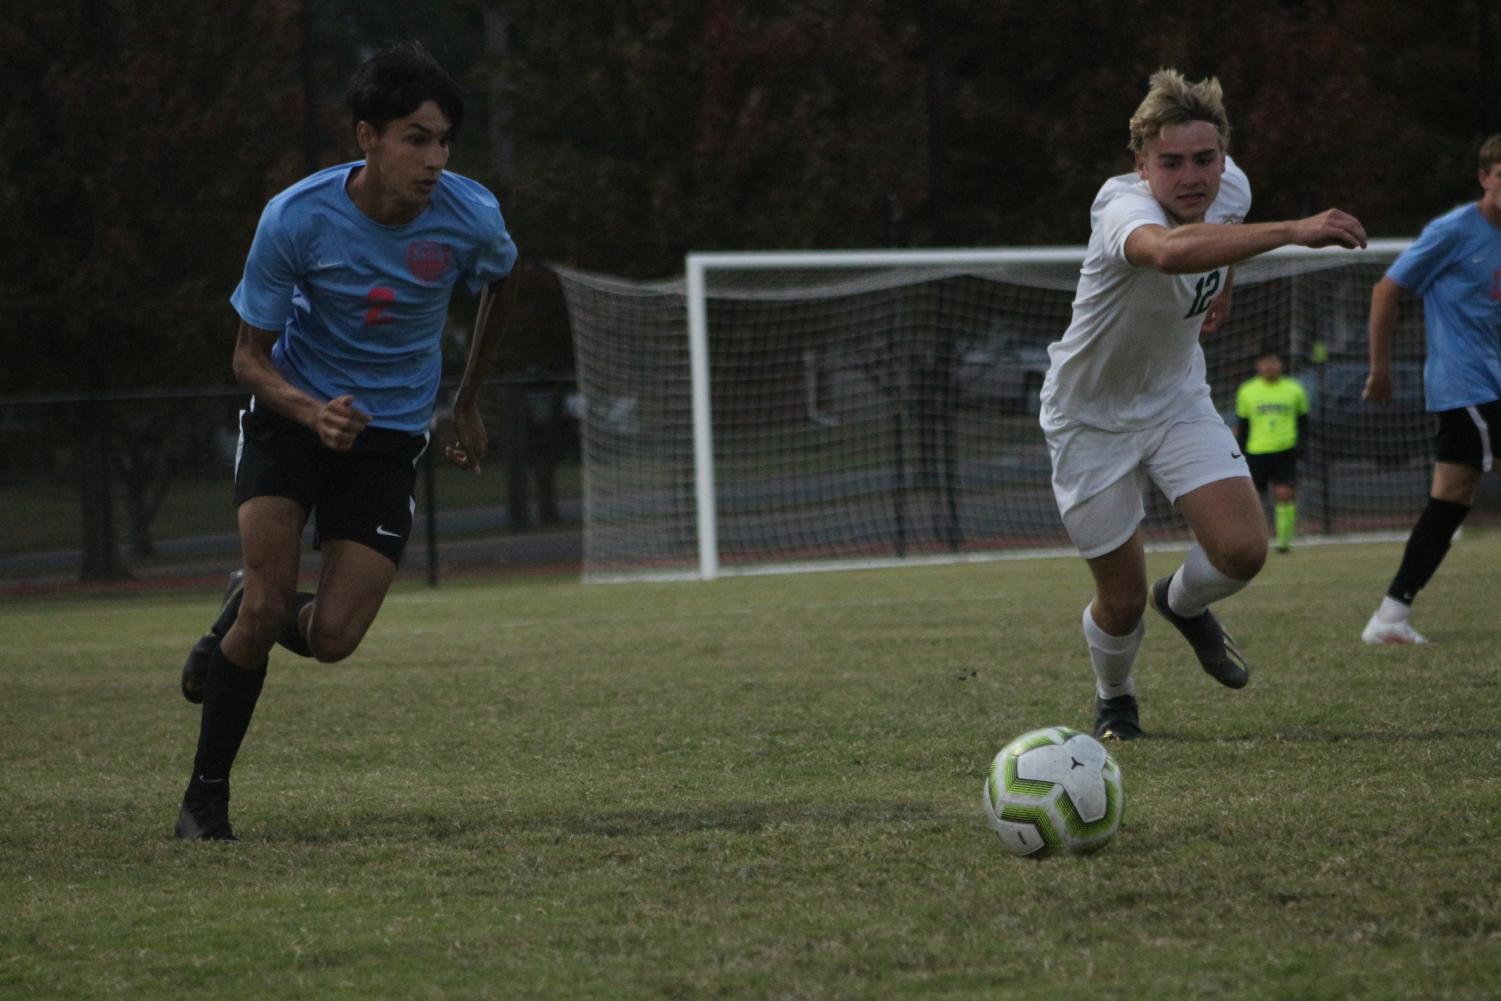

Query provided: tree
[483,0,1501,265]
[490,0,927,277]
[0,0,309,577]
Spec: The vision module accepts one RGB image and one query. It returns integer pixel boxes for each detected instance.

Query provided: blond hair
[1128,69,1231,154]
[1479,134,1501,172]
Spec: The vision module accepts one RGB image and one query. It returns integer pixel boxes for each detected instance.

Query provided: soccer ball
[983,725,1123,858]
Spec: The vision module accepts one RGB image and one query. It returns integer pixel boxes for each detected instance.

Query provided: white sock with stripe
[1167,544,1248,618]
[1082,603,1143,700]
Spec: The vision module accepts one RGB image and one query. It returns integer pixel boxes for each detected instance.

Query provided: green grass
[3,538,1499,999]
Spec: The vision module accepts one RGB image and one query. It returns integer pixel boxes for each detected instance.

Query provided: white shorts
[1043,398,1250,559]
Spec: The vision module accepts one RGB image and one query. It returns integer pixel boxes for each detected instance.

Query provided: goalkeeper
[1234,348,1309,553]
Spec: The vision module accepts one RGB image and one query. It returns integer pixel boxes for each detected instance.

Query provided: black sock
[277,592,315,658]
[1387,496,1471,605]
[187,645,267,799]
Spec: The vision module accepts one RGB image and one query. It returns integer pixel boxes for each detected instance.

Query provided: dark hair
[1480,134,1501,172]
[1255,346,1282,362]
[345,41,464,139]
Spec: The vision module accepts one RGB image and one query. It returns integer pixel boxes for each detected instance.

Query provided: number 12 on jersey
[1185,270,1221,319]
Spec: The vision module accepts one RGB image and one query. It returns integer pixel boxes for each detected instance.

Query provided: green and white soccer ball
[983,725,1123,857]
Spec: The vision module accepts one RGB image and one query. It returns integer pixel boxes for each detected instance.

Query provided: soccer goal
[556,240,1423,582]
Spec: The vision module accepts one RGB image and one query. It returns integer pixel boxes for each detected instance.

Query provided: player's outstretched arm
[1126,209,1368,275]
[1362,277,1404,404]
[231,321,370,450]
[446,274,519,472]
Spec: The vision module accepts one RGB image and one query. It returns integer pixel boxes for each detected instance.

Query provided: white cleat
[1361,613,1428,646]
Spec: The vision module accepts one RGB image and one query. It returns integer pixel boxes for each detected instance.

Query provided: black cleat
[181,569,245,704]
[1150,575,1249,689]
[175,789,237,842]
[1094,694,1144,741]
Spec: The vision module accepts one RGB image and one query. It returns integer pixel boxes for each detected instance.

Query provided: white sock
[1083,603,1143,700]
[1376,596,1411,624]
[1167,545,1249,618]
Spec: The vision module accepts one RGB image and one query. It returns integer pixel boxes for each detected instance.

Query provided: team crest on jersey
[406,241,454,283]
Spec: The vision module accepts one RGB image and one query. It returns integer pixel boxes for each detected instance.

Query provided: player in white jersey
[1040,69,1368,740]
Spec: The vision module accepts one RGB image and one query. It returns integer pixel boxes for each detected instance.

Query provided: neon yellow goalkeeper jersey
[1234,376,1309,455]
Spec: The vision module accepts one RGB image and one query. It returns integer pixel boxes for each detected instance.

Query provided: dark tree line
[6,0,1497,389]
[495,0,1500,272]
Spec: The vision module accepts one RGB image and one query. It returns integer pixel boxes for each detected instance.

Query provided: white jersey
[1039,156,1252,432]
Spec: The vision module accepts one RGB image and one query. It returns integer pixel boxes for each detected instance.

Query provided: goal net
[556,242,1424,581]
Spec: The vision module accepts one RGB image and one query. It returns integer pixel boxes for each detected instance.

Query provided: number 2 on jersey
[364,286,397,327]
[1185,270,1221,319]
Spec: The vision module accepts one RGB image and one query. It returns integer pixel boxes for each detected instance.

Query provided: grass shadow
[265,799,960,844]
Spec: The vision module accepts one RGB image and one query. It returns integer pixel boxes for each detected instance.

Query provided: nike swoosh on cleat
[1231,451,1243,458]
[375,526,402,538]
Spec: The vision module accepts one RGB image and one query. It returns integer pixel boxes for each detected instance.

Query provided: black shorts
[1434,400,1501,472]
[234,402,429,565]
[1245,448,1297,493]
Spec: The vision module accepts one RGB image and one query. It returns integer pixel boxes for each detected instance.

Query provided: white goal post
[559,240,1423,582]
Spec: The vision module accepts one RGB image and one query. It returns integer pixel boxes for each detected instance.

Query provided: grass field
[3,537,1499,999]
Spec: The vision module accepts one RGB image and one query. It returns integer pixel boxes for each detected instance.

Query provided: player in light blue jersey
[1361,135,1501,645]
[174,42,519,841]
[230,161,516,433]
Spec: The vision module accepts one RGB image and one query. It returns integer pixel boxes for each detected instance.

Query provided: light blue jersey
[231,162,518,432]
[1386,202,1501,412]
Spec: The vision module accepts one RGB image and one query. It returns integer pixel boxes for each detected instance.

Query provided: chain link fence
[1,376,580,591]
